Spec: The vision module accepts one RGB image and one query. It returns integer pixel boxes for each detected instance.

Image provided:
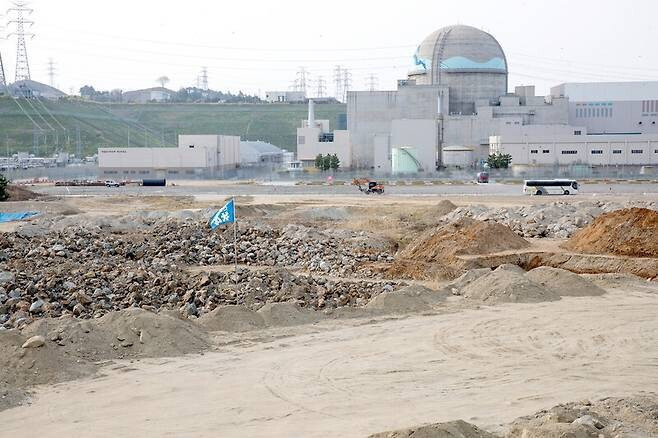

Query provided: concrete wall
[569,100,658,135]
[347,85,442,169]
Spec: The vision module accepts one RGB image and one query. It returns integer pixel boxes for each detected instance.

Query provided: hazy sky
[5,0,658,97]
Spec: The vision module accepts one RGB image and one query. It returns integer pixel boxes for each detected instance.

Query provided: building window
[591,150,603,155]
[530,150,538,154]
[561,150,578,155]
[655,149,658,154]
[631,150,644,154]
[139,170,149,175]
[542,149,550,154]
[298,136,305,145]
[609,108,613,118]
[186,170,195,175]
[574,130,582,135]
[613,150,622,154]
[168,170,179,174]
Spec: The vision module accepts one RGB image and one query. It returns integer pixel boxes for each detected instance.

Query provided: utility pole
[7,1,35,82]
[0,18,6,87]
[334,65,343,102]
[47,58,56,87]
[366,73,379,92]
[315,75,326,98]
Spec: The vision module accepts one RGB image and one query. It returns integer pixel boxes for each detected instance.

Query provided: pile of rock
[0,220,398,330]
[441,200,658,238]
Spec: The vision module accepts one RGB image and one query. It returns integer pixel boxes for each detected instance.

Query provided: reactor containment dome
[409,25,509,115]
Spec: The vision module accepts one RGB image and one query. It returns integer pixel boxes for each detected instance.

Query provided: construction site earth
[0,181,657,437]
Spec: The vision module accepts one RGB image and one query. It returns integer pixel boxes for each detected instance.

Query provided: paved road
[33,182,658,198]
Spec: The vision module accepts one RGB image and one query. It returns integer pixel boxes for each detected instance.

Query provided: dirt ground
[0,190,657,437]
[0,287,656,437]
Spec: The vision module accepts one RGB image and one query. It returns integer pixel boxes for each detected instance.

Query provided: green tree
[0,174,9,202]
[315,154,324,169]
[329,153,340,171]
[486,152,512,169]
[322,155,331,171]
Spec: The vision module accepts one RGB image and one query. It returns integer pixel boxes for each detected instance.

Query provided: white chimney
[307,99,315,128]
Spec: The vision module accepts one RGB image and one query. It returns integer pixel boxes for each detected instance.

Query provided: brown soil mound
[462,265,560,304]
[563,208,658,258]
[525,267,606,297]
[401,218,530,262]
[7,185,41,201]
[368,420,497,438]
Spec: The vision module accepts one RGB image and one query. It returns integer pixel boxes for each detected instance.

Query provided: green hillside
[0,97,346,157]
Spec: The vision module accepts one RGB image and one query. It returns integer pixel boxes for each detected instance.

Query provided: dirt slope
[563,208,658,258]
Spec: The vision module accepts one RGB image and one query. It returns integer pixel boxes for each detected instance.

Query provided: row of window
[642,100,658,113]
[576,107,613,118]
[530,149,657,155]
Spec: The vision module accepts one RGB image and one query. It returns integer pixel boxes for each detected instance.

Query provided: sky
[3,0,658,97]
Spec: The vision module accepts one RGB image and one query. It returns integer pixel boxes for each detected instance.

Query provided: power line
[7,1,35,82]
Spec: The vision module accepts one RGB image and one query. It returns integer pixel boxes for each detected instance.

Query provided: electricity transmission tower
[342,69,352,102]
[200,66,208,90]
[315,75,326,98]
[293,67,309,94]
[7,1,35,82]
[366,73,379,92]
[334,65,343,102]
[47,58,56,87]
[0,18,7,87]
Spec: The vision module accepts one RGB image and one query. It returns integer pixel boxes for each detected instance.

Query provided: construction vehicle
[352,178,385,195]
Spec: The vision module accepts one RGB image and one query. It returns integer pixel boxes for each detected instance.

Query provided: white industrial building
[296,24,658,173]
[98,135,240,179]
[296,100,351,168]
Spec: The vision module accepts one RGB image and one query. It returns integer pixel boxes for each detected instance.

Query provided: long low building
[491,130,658,167]
[99,135,240,179]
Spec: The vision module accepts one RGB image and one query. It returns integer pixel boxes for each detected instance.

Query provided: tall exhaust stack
[307,99,315,128]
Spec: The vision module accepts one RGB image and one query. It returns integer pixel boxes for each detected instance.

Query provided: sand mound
[430,199,458,218]
[257,302,320,327]
[508,396,658,438]
[198,305,266,332]
[401,218,530,262]
[447,268,492,295]
[563,208,658,257]
[525,267,606,297]
[462,265,560,304]
[22,308,210,361]
[366,285,444,314]
[369,420,497,438]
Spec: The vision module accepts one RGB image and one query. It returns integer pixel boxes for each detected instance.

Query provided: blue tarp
[0,212,38,223]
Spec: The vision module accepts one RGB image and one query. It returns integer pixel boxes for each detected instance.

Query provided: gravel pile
[441,200,658,238]
[0,219,398,330]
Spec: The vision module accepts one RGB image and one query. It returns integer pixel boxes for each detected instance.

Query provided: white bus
[523,179,579,196]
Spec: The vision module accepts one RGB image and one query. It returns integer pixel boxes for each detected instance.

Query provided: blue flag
[209,199,235,230]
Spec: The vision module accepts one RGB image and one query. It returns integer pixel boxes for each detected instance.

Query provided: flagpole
[233,197,238,296]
